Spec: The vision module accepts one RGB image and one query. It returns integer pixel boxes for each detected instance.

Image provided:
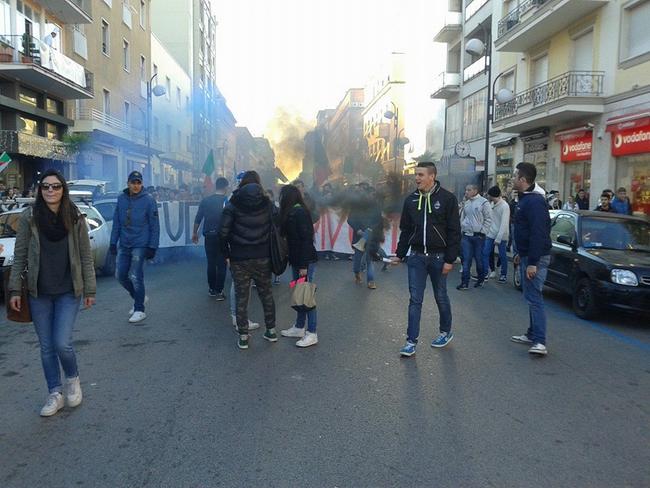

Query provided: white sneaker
[511,334,533,345]
[296,331,318,347]
[281,326,305,338]
[128,296,149,316]
[231,315,260,331]
[488,271,497,279]
[528,343,548,355]
[40,392,64,417]
[129,311,147,323]
[65,376,82,407]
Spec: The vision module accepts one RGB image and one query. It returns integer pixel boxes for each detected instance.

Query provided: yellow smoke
[265,107,312,181]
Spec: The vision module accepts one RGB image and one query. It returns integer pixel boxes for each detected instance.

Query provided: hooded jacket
[219,183,273,261]
[110,188,160,249]
[460,194,492,235]
[395,181,461,263]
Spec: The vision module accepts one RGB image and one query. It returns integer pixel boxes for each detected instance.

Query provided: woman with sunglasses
[9,169,96,417]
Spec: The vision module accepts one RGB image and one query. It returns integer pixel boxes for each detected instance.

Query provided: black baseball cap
[128,171,143,182]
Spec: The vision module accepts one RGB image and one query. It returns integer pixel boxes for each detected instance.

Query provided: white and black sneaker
[511,334,533,345]
[528,343,548,355]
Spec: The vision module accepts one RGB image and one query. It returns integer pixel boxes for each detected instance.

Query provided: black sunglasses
[40,183,63,191]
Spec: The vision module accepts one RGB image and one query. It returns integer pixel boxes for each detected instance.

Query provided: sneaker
[281,326,305,338]
[65,376,82,408]
[231,315,260,331]
[296,331,318,347]
[400,341,416,357]
[498,276,507,284]
[431,332,454,348]
[263,328,278,342]
[128,311,147,323]
[511,334,533,344]
[474,280,484,288]
[354,273,362,284]
[40,392,64,417]
[128,295,149,316]
[238,335,249,350]
[471,275,480,281]
[367,281,377,290]
[488,271,497,279]
[208,288,217,297]
[215,292,226,301]
[456,283,469,290]
[528,343,548,355]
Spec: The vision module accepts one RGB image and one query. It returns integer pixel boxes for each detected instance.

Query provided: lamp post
[384,102,400,174]
[145,73,167,182]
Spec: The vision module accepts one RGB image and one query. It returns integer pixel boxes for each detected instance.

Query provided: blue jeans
[353,231,374,283]
[461,235,485,285]
[483,238,508,278]
[292,263,317,333]
[29,292,81,393]
[117,247,146,312]
[521,255,550,345]
[407,253,452,344]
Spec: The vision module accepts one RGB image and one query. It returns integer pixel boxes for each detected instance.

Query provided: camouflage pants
[230,258,276,334]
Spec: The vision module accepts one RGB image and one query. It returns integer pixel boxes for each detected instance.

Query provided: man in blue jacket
[110,171,160,323]
[510,162,552,355]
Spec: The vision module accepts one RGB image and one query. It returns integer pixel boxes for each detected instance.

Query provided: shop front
[555,127,592,202]
[606,112,650,216]
[521,129,549,190]
[494,138,516,194]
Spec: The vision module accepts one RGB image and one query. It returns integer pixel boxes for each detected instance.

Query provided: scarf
[37,206,68,242]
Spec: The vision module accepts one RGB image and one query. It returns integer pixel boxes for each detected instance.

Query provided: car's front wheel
[573,277,598,319]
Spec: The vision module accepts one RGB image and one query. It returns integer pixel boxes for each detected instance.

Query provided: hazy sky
[214,0,445,137]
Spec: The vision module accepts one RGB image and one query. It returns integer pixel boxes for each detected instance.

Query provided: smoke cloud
[265,107,311,181]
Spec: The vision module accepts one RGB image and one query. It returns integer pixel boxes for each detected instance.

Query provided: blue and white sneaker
[431,332,454,348]
[400,341,416,357]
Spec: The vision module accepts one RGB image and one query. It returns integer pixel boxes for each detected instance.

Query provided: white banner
[157,201,200,248]
[40,43,87,88]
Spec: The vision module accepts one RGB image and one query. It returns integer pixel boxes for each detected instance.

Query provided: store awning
[554,126,592,141]
[606,111,650,132]
[491,137,517,148]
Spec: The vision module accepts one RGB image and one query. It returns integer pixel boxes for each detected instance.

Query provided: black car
[545,210,650,319]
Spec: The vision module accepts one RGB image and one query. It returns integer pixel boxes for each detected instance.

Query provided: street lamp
[384,102,400,173]
[145,73,167,182]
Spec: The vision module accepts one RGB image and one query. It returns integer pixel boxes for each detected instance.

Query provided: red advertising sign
[561,133,592,162]
[610,126,650,156]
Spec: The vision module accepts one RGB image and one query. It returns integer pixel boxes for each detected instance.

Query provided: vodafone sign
[610,126,650,156]
[560,133,592,162]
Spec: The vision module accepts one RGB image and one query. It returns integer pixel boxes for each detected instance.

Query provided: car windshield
[0,213,21,237]
[581,218,650,251]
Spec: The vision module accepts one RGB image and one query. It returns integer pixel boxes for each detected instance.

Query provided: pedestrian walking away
[510,162,552,356]
[110,171,160,324]
[457,184,492,289]
[278,184,319,347]
[8,170,96,417]
[483,186,510,284]
[219,170,277,350]
[192,176,229,300]
[391,162,461,357]
[348,183,382,289]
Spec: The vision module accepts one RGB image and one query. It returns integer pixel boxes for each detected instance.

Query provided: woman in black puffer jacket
[278,184,319,347]
[219,171,277,350]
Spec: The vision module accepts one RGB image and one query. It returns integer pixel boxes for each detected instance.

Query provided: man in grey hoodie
[457,184,492,290]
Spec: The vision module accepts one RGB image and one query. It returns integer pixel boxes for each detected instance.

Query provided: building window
[621,0,650,62]
[103,89,110,115]
[462,88,487,141]
[122,39,130,71]
[19,116,38,135]
[139,0,146,28]
[46,123,58,140]
[444,103,460,148]
[165,76,171,100]
[124,101,130,125]
[101,19,110,55]
[18,87,38,107]
[46,98,62,115]
[176,87,181,109]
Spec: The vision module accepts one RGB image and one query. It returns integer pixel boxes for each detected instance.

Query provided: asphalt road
[0,257,649,488]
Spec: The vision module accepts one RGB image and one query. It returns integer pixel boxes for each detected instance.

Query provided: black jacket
[395,181,461,263]
[194,193,227,236]
[219,184,273,261]
[282,205,317,269]
[347,196,383,245]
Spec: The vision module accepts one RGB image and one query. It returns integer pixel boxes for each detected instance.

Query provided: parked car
[545,210,650,319]
[67,179,112,201]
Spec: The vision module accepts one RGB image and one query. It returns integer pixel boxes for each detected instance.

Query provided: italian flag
[0,152,11,174]
[202,149,215,193]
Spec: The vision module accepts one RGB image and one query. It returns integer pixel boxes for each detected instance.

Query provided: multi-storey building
[325,88,366,182]
[490,0,650,214]
[0,0,93,189]
[302,109,333,188]
[70,0,152,187]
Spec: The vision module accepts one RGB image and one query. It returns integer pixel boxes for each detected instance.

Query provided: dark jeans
[407,253,452,344]
[204,234,227,293]
[230,258,276,334]
[483,238,508,278]
[29,292,81,393]
[521,255,550,345]
[291,263,317,333]
[461,234,485,285]
[117,247,147,312]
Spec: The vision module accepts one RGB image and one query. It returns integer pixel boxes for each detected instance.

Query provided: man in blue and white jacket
[511,162,552,356]
[110,171,160,323]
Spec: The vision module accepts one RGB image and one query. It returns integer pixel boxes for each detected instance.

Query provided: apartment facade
[490,0,650,214]
[0,0,93,189]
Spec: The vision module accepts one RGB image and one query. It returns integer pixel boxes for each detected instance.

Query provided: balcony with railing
[463,55,489,83]
[72,107,145,145]
[433,11,462,44]
[495,0,609,53]
[431,72,461,99]
[0,35,93,99]
[492,71,605,132]
[43,0,92,24]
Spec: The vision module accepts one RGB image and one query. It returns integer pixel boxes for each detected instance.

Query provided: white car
[67,179,112,200]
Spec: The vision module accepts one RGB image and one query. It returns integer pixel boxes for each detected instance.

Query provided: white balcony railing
[463,56,489,82]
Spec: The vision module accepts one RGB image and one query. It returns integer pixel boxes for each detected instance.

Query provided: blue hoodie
[514,187,551,266]
[110,188,160,249]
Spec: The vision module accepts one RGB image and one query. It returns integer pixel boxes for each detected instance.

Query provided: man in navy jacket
[110,171,160,323]
[511,162,552,356]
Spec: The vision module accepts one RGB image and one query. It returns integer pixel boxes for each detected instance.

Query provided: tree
[63,132,91,178]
